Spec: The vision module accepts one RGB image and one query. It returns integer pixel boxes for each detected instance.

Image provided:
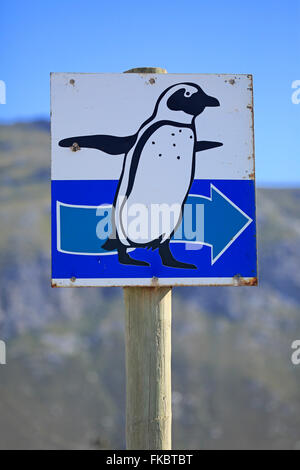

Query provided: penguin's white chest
[116,125,195,245]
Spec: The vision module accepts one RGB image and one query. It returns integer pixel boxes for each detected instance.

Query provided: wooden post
[124,287,172,450]
[123,67,171,450]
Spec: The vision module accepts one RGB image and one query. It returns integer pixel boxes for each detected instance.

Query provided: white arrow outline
[171,184,253,265]
[56,183,253,264]
[56,201,136,256]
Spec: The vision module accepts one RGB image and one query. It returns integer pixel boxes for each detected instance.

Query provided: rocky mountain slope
[0,122,300,449]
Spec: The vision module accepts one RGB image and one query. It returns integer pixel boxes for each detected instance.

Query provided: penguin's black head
[166,83,220,117]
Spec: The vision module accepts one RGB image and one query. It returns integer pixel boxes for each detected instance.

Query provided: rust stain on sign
[233,275,258,286]
[70,142,80,152]
[151,276,159,286]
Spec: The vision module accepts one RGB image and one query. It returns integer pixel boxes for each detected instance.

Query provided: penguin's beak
[192,90,220,115]
[204,94,220,107]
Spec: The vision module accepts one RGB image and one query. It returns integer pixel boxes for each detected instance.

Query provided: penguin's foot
[162,259,197,270]
[159,242,197,270]
[118,249,150,267]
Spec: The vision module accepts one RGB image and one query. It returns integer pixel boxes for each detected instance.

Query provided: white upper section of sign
[51,73,254,180]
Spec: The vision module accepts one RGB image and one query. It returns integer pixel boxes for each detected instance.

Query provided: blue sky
[0,0,299,186]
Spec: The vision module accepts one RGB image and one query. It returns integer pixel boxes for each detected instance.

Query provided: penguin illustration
[59,83,222,269]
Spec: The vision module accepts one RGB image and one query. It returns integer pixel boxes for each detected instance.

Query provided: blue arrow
[56,184,252,264]
[57,202,113,255]
[173,184,252,264]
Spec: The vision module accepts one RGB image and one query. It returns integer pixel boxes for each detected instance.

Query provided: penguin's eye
[185,91,191,97]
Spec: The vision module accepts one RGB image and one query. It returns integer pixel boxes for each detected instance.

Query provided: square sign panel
[51,73,257,287]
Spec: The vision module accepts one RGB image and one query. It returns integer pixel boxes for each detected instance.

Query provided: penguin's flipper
[58,134,138,155]
[195,141,223,152]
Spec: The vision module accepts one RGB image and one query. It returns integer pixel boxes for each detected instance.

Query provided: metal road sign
[51,73,257,287]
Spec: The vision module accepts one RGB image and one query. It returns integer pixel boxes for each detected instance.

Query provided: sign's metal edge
[50,73,54,285]
[50,72,253,77]
[51,277,258,288]
[249,75,259,285]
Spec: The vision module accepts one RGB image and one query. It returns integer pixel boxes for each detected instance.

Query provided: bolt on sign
[51,73,257,287]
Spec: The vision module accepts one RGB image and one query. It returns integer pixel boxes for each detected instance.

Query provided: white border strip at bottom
[52,277,256,287]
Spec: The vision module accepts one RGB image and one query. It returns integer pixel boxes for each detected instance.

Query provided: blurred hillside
[0,122,300,449]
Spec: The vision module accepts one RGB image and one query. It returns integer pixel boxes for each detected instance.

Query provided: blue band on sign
[51,179,257,280]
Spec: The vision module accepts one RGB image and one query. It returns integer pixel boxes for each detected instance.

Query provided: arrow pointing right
[57,184,252,265]
[173,184,253,265]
